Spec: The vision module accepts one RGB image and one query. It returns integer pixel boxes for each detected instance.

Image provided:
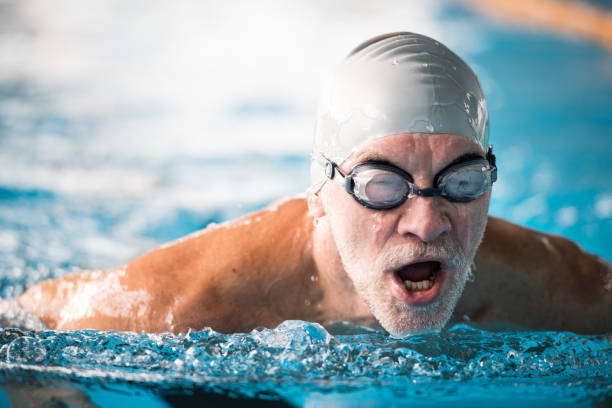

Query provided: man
[16,32,612,337]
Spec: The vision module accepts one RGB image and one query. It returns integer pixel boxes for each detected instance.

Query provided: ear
[307,191,326,218]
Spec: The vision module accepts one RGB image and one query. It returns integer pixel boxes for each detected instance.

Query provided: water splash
[0,321,609,405]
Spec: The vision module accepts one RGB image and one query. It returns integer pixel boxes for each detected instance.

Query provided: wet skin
[16,133,612,335]
[309,133,490,336]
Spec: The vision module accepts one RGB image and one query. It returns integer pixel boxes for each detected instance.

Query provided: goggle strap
[486,145,497,183]
[486,145,496,167]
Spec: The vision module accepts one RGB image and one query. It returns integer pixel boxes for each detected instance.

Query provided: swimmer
[15,32,612,336]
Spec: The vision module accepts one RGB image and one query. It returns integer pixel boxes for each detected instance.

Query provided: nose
[396,196,451,242]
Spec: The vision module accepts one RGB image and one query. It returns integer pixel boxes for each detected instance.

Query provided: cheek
[323,186,391,254]
[452,194,490,255]
[323,186,360,240]
[369,210,400,247]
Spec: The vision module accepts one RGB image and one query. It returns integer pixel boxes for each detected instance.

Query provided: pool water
[0,321,609,407]
[0,0,611,406]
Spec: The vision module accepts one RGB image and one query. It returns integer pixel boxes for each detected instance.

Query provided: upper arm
[17,266,156,331]
[15,219,245,333]
[462,216,612,333]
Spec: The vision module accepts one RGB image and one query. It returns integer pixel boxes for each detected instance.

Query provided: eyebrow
[355,152,485,172]
[441,152,485,169]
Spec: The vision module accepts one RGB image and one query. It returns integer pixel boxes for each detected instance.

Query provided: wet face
[319,133,490,337]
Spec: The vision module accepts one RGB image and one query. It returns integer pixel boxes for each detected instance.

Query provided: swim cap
[310,32,489,189]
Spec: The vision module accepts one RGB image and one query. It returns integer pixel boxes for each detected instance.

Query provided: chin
[375,299,458,337]
[365,263,469,337]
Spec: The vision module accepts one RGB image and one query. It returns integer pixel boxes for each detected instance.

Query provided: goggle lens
[353,169,408,206]
[438,162,493,202]
[339,159,495,209]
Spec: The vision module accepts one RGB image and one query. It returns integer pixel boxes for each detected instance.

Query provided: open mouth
[395,261,441,292]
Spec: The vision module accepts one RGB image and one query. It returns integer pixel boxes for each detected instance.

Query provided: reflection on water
[0,0,611,406]
[0,0,610,263]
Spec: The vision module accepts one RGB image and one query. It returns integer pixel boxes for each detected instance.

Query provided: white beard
[331,227,471,337]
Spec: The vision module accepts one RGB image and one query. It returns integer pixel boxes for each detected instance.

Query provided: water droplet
[466,262,476,282]
[369,213,383,235]
[392,59,399,65]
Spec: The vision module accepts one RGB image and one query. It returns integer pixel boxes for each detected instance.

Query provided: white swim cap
[310,32,489,189]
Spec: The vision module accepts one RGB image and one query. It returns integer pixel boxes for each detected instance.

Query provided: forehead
[342,133,483,170]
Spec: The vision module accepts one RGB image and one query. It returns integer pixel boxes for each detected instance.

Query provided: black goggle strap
[486,145,497,183]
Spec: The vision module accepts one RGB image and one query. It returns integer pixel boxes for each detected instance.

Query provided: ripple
[0,321,609,405]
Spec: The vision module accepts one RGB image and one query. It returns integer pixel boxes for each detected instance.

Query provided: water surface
[0,0,611,406]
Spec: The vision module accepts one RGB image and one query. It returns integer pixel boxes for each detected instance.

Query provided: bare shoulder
[125,195,311,332]
[17,196,311,333]
[456,216,612,333]
[480,216,611,282]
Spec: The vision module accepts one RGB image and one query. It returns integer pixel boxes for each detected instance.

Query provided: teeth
[403,271,437,292]
[404,279,434,291]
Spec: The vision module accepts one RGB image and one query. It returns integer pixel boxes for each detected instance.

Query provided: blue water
[0,322,609,406]
[0,0,611,406]
[474,24,612,259]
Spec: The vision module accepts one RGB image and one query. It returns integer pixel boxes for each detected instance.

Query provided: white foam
[0,298,47,330]
[57,266,152,328]
[0,231,18,252]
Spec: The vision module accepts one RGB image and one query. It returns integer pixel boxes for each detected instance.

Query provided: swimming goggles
[324,147,497,210]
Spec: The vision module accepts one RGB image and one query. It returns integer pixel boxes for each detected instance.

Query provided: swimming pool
[0,0,610,406]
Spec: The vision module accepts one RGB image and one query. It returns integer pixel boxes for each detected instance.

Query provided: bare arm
[456,216,612,333]
[16,197,312,333]
[16,266,155,332]
[16,201,612,334]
